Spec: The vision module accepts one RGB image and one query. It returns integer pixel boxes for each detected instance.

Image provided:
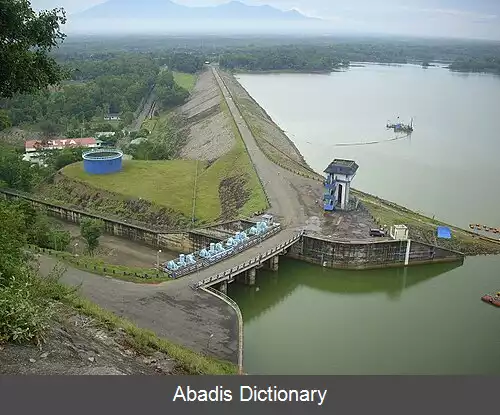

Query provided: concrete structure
[23,137,98,164]
[391,224,409,241]
[323,159,359,211]
[82,149,123,175]
[288,234,463,269]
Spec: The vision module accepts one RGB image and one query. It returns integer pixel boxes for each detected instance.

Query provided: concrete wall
[1,188,464,269]
[0,188,242,255]
[289,235,464,270]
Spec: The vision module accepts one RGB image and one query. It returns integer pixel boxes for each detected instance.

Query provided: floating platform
[481,294,500,307]
[386,117,414,133]
[469,223,500,234]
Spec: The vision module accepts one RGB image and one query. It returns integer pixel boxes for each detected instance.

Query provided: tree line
[217,40,500,75]
[0,52,199,135]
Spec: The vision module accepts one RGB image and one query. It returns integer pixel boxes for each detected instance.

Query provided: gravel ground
[178,70,235,162]
[0,305,176,375]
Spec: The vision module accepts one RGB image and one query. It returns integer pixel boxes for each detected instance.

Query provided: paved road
[212,67,308,228]
[43,68,315,364]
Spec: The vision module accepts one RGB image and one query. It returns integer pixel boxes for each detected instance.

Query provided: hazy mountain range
[72,0,318,21]
[58,0,500,39]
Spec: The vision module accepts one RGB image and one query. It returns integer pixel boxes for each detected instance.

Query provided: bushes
[0,200,74,346]
[0,263,74,346]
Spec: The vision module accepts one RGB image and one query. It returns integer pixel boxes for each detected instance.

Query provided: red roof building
[25,137,97,153]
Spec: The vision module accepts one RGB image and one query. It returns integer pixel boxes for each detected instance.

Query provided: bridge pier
[264,255,279,271]
[218,280,228,295]
[245,268,256,286]
[235,268,256,286]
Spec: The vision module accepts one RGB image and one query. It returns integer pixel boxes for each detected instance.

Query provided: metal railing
[193,230,304,289]
[167,225,282,279]
[202,286,244,375]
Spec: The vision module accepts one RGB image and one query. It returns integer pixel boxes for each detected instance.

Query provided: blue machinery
[163,221,275,278]
[323,179,337,212]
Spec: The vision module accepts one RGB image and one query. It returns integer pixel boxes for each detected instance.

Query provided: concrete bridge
[194,230,304,292]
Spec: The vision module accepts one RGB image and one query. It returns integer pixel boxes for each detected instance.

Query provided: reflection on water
[229,257,500,375]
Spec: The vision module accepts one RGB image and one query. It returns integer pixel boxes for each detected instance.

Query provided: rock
[88,357,95,363]
[40,352,49,359]
[29,359,36,363]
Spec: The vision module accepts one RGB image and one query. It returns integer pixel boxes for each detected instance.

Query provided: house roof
[324,159,359,176]
[25,137,97,150]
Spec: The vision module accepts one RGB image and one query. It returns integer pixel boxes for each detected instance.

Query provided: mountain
[72,0,318,21]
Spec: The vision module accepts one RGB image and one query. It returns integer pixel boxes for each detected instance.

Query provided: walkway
[41,67,316,365]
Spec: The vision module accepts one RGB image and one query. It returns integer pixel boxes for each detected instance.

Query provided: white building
[23,137,99,164]
[323,159,359,211]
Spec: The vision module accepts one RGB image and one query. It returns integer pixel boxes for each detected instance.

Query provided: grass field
[63,140,267,223]
[353,189,500,255]
[173,72,197,92]
[141,111,169,133]
[63,159,200,218]
[142,73,196,132]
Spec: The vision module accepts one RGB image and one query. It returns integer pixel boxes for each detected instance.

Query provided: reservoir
[230,64,500,374]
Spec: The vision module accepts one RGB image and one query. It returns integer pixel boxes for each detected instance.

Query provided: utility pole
[156,249,162,269]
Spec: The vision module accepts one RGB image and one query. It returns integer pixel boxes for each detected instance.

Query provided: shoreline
[222,70,500,256]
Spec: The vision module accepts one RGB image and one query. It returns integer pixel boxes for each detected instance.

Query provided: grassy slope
[63,160,201,219]
[63,106,268,223]
[354,189,500,255]
[69,295,237,374]
[222,72,322,180]
[173,72,197,92]
[195,98,268,219]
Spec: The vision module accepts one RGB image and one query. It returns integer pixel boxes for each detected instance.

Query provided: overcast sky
[30,0,500,40]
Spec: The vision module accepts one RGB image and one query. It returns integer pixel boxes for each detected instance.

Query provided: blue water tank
[82,149,123,175]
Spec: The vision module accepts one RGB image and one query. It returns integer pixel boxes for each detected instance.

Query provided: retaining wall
[0,188,258,254]
[289,235,464,269]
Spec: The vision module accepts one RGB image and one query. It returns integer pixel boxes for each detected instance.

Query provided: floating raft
[481,293,500,308]
[469,224,500,234]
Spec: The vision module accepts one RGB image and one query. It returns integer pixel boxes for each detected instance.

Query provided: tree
[0,201,27,282]
[0,0,67,98]
[0,111,12,131]
[0,145,36,191]
[80,218,104,254]
[122,111,134,125]
[39,120,62,140]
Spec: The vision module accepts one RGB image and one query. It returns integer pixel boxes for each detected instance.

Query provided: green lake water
[230,64,500,374]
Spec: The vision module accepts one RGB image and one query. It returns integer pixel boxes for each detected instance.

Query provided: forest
[0,51,203,133]
[217,40,500,73]
[54,35,500,75]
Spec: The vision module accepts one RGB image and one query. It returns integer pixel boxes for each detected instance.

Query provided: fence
[167,225,282,279]
[29,245,163,280]
[202,286,244,375]
[193,230,303,289]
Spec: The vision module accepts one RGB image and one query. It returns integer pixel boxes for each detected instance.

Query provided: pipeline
[331,132,412,147]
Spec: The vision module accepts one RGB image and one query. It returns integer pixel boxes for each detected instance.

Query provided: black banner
[1,376,497,414]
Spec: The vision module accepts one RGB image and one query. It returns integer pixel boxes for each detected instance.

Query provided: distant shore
[222,70,500,256]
